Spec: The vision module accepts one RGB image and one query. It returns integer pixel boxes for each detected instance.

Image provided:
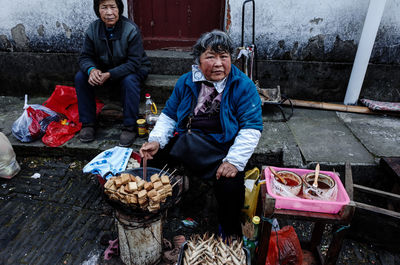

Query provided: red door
[129,0,225,50]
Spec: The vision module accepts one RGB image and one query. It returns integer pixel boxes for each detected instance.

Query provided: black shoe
[79,126,95,142]
[119,127,136,147]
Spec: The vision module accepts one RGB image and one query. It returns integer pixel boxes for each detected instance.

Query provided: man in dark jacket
[75,0,150,146]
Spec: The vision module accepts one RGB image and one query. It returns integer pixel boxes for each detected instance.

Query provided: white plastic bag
[12,95,59,142]
[0,132,21,179]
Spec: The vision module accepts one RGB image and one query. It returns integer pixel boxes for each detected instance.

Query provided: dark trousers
[74,70,147,127]
[146,138,245,236]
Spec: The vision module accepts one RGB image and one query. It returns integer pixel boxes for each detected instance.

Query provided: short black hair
[93,0,124,18]
[192,30,234,64]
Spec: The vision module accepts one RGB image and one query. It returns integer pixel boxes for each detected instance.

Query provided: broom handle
[281,99,373,114]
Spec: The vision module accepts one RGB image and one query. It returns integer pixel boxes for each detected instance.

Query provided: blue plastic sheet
[83,146,133,179]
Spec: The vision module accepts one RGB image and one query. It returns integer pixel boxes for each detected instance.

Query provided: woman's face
[199,48,231,81]
[99,0,119,28]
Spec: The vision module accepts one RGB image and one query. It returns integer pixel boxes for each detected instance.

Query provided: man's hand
[99,72,111,85]
[139,141,160,160]
[88,68,103,86]
[216,161,238,179]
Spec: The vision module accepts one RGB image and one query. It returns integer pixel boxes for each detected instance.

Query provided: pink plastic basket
[265,166,350,214]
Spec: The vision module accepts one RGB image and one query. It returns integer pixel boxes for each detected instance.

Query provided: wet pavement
[1,95,400,264]
[1,156,400,265]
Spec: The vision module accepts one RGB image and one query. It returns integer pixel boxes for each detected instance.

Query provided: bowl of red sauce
[271,170,303,197]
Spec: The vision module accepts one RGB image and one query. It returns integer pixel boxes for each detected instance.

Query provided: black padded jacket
[78,16,150,80]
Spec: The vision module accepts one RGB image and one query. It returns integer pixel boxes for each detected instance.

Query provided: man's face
[99,0,119,28]
[199,48,231,82]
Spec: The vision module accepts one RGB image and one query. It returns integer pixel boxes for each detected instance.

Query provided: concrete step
[0,51,191,98]
[3,96,400,183]
[143,74,179,102]
[1,51,400,102]
[147,50,192,75]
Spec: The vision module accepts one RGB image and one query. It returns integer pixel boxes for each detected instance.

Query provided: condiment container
[271,170,302,198]
[302,172,337,201]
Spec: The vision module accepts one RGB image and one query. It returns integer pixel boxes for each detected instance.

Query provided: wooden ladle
[313,163,320,188]
[142,157,147,180]
[269,167,287,185]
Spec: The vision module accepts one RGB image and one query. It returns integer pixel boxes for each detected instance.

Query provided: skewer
[163,168,170,176]
[169,168,177,176]
[171,177,183,188]
[158,164,168,175]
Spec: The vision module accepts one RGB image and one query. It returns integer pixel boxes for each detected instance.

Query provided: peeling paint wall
[0,0,128,52]
[1,0,399,65]
[227,0,400,64]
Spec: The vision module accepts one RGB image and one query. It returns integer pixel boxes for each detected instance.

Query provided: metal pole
[343,0,387,105]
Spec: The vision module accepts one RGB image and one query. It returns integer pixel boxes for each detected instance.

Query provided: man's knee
[121,74,141,92]
[75,71,88,89]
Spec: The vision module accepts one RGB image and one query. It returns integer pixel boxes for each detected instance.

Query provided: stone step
[3,95,393,178]
[143,74,179,102]
[0,50,191,98]
[147,50,192,75]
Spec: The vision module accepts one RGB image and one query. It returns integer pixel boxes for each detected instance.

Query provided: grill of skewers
[100,166,183,217]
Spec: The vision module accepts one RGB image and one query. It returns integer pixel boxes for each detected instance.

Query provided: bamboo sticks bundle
[183,234,247,265]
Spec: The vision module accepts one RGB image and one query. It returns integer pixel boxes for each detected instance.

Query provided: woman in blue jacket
[75,0,150,146]
[140,30,263,236]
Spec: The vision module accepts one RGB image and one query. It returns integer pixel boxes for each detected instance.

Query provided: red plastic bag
[42,120,81,147]
[42,85,104,147]
[265,226,303,265]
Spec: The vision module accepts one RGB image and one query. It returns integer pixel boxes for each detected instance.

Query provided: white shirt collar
[192,65,227,93]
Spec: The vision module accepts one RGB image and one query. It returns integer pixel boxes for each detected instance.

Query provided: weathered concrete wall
[1,0,399,63]
[0,0,399,102]
[0,0,128,52]
[227,0,400,64]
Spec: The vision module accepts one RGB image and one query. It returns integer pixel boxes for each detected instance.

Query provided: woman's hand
[88,69,103,86]
[216,161,238,179]
[139,141,160,160]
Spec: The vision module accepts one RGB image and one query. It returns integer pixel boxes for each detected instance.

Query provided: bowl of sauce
[271,170,303,197]
[302,172,337,201]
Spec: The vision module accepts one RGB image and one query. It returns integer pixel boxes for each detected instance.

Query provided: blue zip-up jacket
[162,65,263,143]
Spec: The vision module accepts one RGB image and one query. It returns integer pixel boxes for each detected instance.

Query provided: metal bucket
[116,210,162,265]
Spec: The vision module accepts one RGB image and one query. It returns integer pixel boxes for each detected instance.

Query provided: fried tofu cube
[121,197,128,204]
[115,178,123,188]
[104,179,114,189]
[153,181,163,190]
[109,193,119,201]
[147,204,160,212]
[105,183,117,195]
[138,197,148,206]
[117,186,127,199]
[147,189,157,198]
[137,180,145,190]
[160,175,170,185]
[126,182,138,192]
[127,194,138,204]
[144,181,154,191]
[150,174,160,183]
[138,189,147,199]
[150,194,161,203]
[120,173,130,185]
[164,184,172,192]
